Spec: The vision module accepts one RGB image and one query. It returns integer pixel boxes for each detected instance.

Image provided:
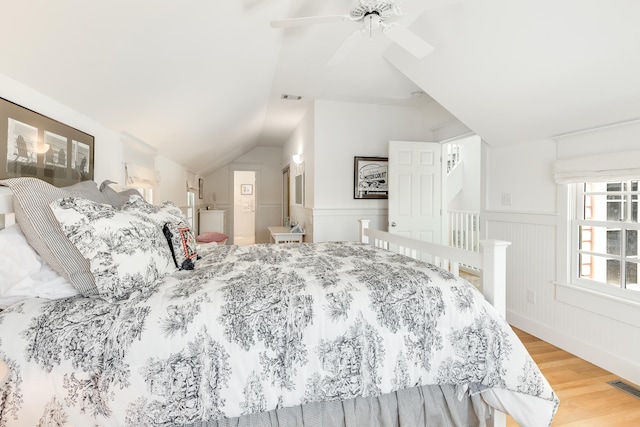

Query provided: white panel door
[388,140,442,243]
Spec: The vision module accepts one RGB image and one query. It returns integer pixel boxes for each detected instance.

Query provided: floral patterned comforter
[0,242,558,426]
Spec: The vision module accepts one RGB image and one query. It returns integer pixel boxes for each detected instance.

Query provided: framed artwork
[198,178,204,199]
[0,97,94,186]
[354,156,388,199]
[241,184,253,195]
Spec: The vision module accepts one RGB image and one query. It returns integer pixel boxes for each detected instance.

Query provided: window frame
[186,190,196,231]
[570,181,640,301]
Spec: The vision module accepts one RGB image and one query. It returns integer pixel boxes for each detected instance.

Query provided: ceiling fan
[271,0,434,66]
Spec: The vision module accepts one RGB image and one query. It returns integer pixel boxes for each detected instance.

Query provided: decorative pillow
[163,223,198,270]
[196,231,229,244]
[0,223,79,309]
[50,197,177,300]
[99,180,143,208]
[0,177,109,296]
[122,195,198,269]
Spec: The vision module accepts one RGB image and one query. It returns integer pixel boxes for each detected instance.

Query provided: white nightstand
[0,360,9,387]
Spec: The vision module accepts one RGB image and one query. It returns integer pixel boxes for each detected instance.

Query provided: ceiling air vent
[281,94,302,100]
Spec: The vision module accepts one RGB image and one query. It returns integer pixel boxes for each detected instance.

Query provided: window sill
[555,281,640,328]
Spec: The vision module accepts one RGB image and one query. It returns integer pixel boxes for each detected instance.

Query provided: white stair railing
[449,210,480,253]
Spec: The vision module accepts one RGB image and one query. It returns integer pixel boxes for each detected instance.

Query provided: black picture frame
[198,178,204,199]
[0,97,94,186]
[354,156,388,199]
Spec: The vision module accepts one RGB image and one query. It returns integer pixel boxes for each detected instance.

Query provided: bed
[0,178,558,427]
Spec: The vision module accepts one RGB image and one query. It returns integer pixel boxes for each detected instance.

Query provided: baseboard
[507,311,640,386]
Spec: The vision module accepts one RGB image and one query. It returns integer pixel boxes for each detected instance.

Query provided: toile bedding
[0,177,558,427]
[0,241,558,426]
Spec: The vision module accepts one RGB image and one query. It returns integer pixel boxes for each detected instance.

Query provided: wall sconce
[292,154,302,165]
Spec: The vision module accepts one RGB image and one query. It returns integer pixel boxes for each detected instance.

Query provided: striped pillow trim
[0,178,99,296]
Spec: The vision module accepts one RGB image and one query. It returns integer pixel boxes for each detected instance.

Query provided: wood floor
[507,328,640,426]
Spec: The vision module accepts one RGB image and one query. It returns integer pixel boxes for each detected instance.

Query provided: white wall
[314,101,432,209]
[486,138,557,213]
[155,155,190,206]
[1,72,193,208]
[485,122,640,386]
[1,73,120,184]
[285,100,436,243]
[283,105,315,241]
[446,135,481,212]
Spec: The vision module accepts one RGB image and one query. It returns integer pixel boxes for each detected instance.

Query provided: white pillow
[0,224,79,308]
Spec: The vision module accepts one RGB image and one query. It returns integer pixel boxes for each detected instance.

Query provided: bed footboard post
[479,240,511,318]
[359,219,371,244]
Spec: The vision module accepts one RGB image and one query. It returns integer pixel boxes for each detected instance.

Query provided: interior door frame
[228,164,261,245]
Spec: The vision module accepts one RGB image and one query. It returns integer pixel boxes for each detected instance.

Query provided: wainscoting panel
[486,211,640,386]
[486,217,557,323]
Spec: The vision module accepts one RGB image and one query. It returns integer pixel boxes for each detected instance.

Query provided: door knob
[390,222,397,227]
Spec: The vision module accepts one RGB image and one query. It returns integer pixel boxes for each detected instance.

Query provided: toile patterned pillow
[122,195,199,270]
[49,197,177,300]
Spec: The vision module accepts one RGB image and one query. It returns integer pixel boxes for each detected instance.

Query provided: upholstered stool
[196,231,228,246]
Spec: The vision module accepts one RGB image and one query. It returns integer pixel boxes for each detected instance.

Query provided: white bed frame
[0,187,510,425]
[0,187,14,230]
[359,219,511,427]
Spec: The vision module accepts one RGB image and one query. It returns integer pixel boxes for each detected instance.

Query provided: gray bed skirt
[184,384,492,427]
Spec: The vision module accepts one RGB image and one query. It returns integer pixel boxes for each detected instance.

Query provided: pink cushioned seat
[196,231,228,244]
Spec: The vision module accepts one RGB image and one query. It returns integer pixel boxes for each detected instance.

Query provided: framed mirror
[295,173,304,205]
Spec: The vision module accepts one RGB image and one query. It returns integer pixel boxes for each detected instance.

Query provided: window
[446,143,460,174]
[134,187,153,204]
[186,191,195,231]
[575,181,639,292]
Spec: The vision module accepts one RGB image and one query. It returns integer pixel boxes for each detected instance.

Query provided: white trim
[555,281,640,327]
[313,207,388,217]
[552,117,640,140]
[508,311,640,387]
[485,210,558,226]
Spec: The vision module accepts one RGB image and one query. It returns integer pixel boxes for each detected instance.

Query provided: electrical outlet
[501,193,512,206]
[527,290,537,304]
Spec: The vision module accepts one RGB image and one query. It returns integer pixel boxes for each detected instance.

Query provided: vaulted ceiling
[1,0,638,176]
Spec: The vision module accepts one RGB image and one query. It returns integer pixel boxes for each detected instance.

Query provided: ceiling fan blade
[271,15,351,28]
[326,29,365,66]
[383,25,435,58]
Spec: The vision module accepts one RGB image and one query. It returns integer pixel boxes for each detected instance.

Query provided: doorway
[233,170,256,245]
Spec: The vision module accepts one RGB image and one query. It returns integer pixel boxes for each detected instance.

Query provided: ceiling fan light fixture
[271,0,434,65]
[364,14,381,31]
